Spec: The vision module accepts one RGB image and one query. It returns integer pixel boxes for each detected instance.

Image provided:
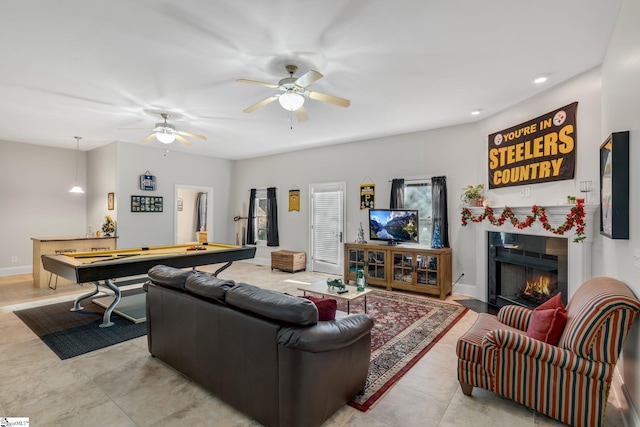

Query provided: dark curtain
[431,176,450,247]
[246,189,256,245]
[195,192,207,232]
[266,187,279,247]
[390,178,405,208]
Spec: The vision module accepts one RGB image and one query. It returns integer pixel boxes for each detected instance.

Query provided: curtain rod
[387,179,432,183]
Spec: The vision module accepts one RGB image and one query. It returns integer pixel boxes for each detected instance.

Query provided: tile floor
[0,262,624,426]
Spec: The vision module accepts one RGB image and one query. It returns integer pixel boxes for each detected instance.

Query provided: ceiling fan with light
[237,65,350,121]
[120,113,207,146]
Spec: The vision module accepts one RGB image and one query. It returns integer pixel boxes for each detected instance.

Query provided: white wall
[113,143,233,248]
[0,140,86,274]
[87,143,117,237]
[231,123,479,269]
[600,0,640,421]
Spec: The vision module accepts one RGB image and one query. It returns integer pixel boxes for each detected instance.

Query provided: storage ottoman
[271,250,306,273]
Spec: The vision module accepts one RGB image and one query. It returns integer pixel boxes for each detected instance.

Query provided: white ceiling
[1,1,621,160]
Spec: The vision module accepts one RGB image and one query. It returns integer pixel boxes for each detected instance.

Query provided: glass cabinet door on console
[392,252,414,284]
[415,254,439,289]
[344,244,388,287]
[367,249,386,282]
[347,248,366,276]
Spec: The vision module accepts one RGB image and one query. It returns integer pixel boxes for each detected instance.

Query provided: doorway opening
[174,184,214,244]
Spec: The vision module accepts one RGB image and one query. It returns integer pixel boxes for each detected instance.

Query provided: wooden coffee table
[297,282,373,314]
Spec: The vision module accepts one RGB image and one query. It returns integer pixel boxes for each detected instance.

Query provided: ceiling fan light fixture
[156,131,176,144]
[279,92,305,111]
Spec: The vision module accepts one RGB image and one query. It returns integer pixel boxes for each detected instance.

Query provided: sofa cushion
[301,296,337,321]
[185,272,236,303]
[226,282,319,326]
[147,265,196,290]
[526,293,567,345]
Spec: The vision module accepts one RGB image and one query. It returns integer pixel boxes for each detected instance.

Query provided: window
[404,181,432,245]
[254,189,268,243]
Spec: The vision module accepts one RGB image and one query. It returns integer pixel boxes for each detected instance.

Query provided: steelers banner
[288,190,300,211]
[488,102,577,189]
[360,184,375,209]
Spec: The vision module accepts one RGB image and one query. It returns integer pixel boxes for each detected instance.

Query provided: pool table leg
[99,279,121,328]
[213,261,233,277]
[71,281,100,312]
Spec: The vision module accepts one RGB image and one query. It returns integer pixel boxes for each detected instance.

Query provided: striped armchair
[456,277,640,427]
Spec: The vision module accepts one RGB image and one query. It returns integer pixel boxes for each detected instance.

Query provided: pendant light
[69,136,84,193]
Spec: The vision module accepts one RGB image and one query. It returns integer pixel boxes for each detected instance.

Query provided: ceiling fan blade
[295,106,309,122]
[236,79,279,89]
[141,133,156,143]
[178,130,207,140]
[308,91,351,108]
[243,95,278,113]
[175,135,193,146]
[295,70,323,88]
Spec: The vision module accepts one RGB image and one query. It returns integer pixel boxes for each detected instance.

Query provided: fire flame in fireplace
[522,276,552,297]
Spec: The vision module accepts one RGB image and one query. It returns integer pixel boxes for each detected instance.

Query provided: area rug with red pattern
[336,289,468,411]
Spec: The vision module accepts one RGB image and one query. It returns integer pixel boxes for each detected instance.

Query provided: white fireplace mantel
[470,204,598,302]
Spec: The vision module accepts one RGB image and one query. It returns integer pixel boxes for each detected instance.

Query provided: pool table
[41,242,256,327]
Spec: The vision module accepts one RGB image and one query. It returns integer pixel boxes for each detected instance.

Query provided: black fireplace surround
[488,232,568,309]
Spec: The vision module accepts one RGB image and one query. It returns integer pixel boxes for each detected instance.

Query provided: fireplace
[488,232,568,309]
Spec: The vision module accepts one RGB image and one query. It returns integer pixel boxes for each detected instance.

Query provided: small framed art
[107,192,115,210]
[131,195,163,212]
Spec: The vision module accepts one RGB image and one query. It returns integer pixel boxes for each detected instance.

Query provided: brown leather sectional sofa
[145,265,374,427]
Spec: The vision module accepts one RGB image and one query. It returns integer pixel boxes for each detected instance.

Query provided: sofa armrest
[277,314,374,353]
[483,329,612,380]
[496,305,532,331]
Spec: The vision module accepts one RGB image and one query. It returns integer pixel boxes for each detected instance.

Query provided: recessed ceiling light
[534,76,548,84]
[471,110,482,116]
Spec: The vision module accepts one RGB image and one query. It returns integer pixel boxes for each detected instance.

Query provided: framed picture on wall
[107,192,115,210]
[599,131,629,239]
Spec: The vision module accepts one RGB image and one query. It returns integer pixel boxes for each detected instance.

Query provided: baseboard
[0,265,31,277]
[452,282,486,301]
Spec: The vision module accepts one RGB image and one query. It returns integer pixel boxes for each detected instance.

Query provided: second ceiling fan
[237,65,350,121]
[120,113,207,146]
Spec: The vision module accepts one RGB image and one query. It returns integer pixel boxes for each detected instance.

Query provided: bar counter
[31,235,118,288]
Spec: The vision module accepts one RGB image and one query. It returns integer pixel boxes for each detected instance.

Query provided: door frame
[309,181,346,274]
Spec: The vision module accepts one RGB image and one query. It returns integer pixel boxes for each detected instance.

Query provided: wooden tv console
[343,243,452,299]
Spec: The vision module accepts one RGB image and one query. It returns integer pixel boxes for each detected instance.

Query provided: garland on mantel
[461,200,586,243]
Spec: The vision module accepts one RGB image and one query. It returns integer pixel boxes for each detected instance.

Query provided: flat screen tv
[369,209,419,245]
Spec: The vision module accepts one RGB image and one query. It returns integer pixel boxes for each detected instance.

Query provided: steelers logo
[494,133,503,146]
[553,110,566,126]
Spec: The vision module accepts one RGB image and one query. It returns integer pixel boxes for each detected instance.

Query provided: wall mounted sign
[131,195,163,212]
[288,190,300,211]
[600,131,629,239]
[177,197,183,211]
[140,170,157,191]
[487,102,577,189]
[360,184,375,209]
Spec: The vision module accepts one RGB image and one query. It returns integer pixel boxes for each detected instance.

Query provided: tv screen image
[369,209,419,244]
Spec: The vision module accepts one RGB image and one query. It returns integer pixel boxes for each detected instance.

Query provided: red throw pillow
[301,296,337,321]
[526,293,567,345]
[536,292,564,311]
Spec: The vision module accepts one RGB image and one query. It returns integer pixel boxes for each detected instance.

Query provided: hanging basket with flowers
[461,200,586,242]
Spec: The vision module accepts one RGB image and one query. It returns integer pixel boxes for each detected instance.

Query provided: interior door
[310,182,345,275]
